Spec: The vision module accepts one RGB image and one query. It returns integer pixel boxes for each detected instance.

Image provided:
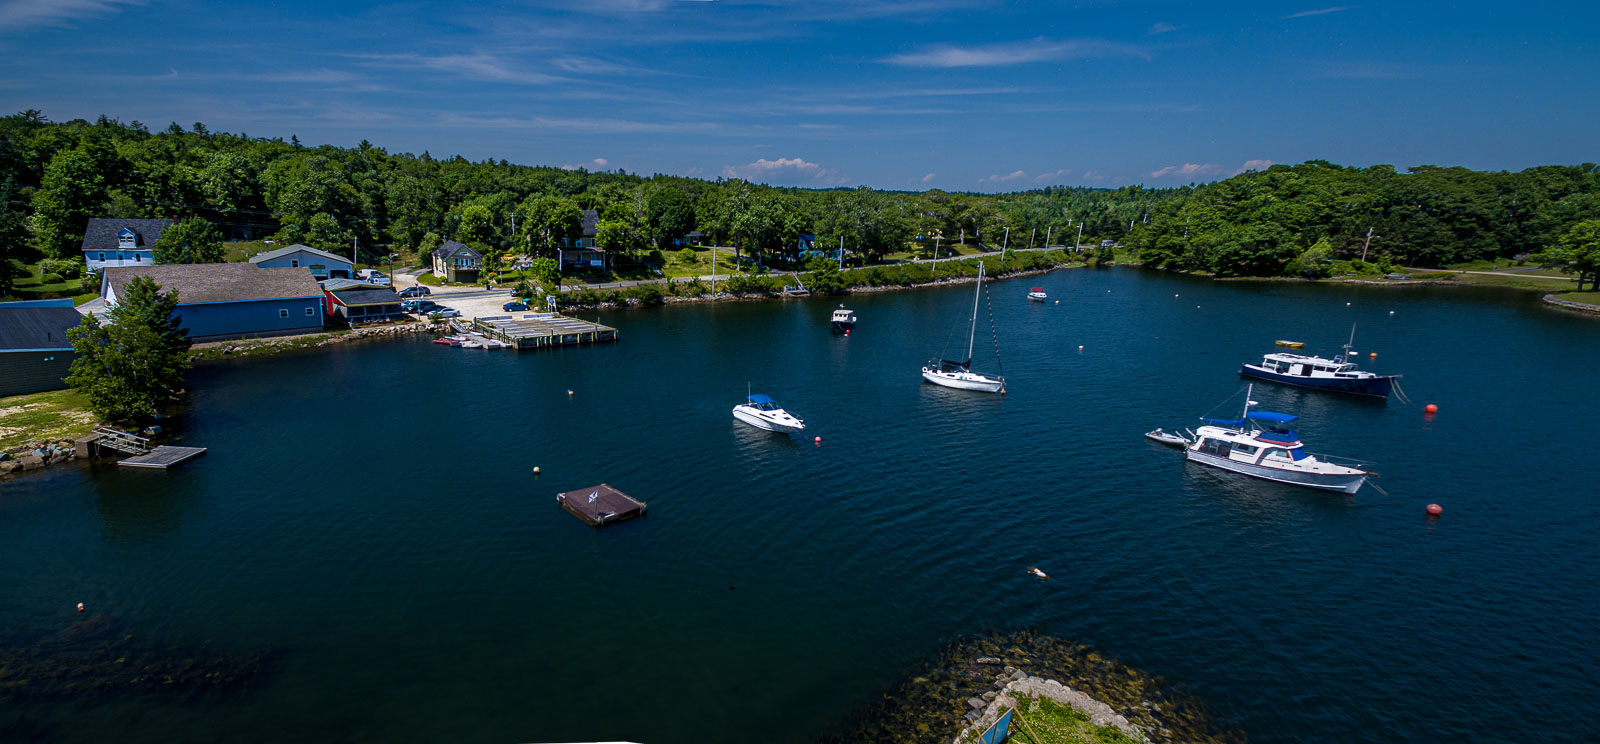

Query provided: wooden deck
[556,483,647,526]
[118,446,208,469]
[473,313,618,350]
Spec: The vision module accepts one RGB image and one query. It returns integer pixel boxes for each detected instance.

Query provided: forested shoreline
[2,110,1597,298]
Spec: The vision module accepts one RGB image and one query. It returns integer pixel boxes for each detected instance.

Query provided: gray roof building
[0,307,82,351]
[103,263,323,305]
[435,240,481,260]
[249,244,353,266]
[80,218,174,252]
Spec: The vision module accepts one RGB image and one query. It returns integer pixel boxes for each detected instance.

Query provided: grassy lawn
[5,261,98,305]
[1437,271,1576,291]
[1000,694,1142,744]
[657,246,749,278]
[1552,290,1600,305]
[0,388,97,450]
[223,239,276,262]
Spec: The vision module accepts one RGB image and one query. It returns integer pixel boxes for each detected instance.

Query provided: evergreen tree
[151,216,224,263]
[66,276,191,424]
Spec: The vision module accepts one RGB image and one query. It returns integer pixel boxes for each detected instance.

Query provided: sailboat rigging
[921,263,1006,393]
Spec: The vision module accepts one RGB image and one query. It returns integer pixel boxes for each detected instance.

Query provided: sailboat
[922,263,1006,393]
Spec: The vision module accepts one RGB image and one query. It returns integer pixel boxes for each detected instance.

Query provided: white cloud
[921,173,937,183]
[348,52,570,85]
[561,157,611,171]
[883,38,1146,68]
[1033,168,1071,183]
[1283,6,1355,19]
[1147,22,1179,35]
[721,157,845,185]
[0,0,142,29]
[979,170,1027,184]
[1148,160,1274,180]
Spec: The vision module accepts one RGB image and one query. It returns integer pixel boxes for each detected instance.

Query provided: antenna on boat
[1242,383,1254,420]
[1343,322,1357,362]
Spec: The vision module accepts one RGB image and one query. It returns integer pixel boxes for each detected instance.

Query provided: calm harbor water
[3,267,1599,743]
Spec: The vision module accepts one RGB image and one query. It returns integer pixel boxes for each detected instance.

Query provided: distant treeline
[2,110,1596,284]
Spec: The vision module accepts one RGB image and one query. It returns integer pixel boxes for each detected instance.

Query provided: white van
[356,269,391,286]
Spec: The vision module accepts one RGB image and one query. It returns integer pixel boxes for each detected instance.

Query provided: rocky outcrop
[956,674,1147,743]
[1543,294,1600,315]
[1,439,80,475]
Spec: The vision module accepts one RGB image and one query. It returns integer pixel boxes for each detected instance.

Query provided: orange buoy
[1426,503,1443,516]
[1370,352,1377,358]
[77,603,84,612]
[1425,404,1438,414]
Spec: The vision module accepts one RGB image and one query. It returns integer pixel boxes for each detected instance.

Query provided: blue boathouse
[101,263,325,342]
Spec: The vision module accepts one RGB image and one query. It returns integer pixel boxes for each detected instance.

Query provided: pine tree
[66,276,191,424]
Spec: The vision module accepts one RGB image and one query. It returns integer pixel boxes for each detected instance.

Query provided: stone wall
[956,673,1148,744]
[1542,294,1600,315]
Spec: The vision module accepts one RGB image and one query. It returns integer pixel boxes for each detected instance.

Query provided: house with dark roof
[249,244,354,280]
[101,263,325,342]
[559,209,606,270]
[0,302,82,398]
[326,287,404,324]
[432,241,482,283]
[81,218,174,272]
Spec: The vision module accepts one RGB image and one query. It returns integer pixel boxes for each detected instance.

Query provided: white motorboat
[1145,428,1191,447]
[1184,385,1369,494]
[1027,287,1047,301]
[922,263,1006,393]
[732,392,806,433]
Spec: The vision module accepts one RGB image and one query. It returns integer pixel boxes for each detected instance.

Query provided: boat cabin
[1257,352,1365,378]
[1193,411,1312,467]
[831,308,856,324]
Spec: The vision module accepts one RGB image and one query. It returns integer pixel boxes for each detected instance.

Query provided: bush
[675,248,697,265]
[42,257,84,280]
[627,283,664,305]
[41,272,64,285]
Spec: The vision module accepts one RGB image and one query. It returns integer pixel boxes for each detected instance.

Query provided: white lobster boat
[1184,386,1369,494]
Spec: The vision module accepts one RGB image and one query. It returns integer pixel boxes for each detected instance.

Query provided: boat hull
[921,367,1004,393]
[1184,448,1367,494]
[1239,365,1394,398]
[830,320,854,333]
[732,407,805,433]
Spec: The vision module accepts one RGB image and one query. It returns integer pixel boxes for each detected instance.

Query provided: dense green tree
[518,195,583,256]
[0,174,29,296]
[151,216,224,264]
[30,143,113,257]
[644,186,695,249]
[65,276,191,424]
[1536,219,1600,290]
[529,256,561,293]
[456,203,497,245]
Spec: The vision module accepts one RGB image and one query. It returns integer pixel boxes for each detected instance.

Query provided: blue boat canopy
[1247,411,1298,423]
[747,394,775,405]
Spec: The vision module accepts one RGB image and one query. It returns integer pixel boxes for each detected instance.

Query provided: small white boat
[1184,385,1369,494]
[1027,287,1047,301]
[830,305,856,333]
[732,391,806,433]
[922,263,1006,393]
[1145,428,1191,447]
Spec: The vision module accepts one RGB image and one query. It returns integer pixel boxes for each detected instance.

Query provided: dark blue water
[4,267,1598,743]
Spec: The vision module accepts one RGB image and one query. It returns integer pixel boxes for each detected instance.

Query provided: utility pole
[509,212,517,236]
[933,236,941,267]
[960,227,965,247]
[838,236,844,270]
[1045,226,1052,249]
[1360,227,1376,262]
[351,236,358,267]
[1075,224,1083,252]
[1028,228,1036,250]
[1002,226,1010,259]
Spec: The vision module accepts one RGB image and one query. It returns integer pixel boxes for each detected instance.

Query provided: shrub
[42,272,64,285]
[627,283,664,305]
[675,248,697,265]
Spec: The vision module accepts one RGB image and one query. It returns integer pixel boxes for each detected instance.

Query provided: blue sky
[1,1,1595,191]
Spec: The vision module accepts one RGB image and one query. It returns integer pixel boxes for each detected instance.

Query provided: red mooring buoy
[76,603,84,612]
[1425,404,1438,414]
[814,436,822,444]
[1426,503,1443,516]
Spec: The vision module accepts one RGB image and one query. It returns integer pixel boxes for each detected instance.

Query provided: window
[291,259,299,268]
[134,254,141,262]
[279,309,289,318]
[305,307,315,316]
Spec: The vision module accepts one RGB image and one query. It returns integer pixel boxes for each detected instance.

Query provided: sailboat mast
[967,263,984,363]
[1242,383,1254,420]
[1344,322,1357,358]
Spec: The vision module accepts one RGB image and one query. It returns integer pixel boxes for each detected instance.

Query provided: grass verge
[0,388,97,450]
[1004,694,1142,744]
[1551,290,1600,305]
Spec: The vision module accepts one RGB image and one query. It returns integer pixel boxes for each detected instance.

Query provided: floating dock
[556,483,647,526]
[118,446,208,469]
[473,313,618,350]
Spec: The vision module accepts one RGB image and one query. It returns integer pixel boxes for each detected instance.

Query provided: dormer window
[117,229,137,249]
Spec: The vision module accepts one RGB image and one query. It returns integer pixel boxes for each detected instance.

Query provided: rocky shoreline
[1542,293,1600,315]
[0,438,81,475]
[820,631,1241,744]
[958,673,1146,743]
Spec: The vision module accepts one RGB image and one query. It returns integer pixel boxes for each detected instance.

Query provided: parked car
[399,286,431,298]
[430,307,461,319]
[357,268,391,286]
[405,300,438,314]
[502,301,527,312]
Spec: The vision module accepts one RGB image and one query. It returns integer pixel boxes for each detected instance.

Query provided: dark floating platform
[118,446,208,469]
[557,483,647,526]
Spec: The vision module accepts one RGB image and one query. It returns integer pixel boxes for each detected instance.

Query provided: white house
[248,244,354,280]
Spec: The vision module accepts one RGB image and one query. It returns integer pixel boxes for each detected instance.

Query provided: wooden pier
[118,446,208,469]
[473,313,618,350]
[556,483,647,526]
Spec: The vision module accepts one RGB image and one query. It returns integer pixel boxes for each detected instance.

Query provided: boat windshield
[747,394,780,410]
[933,359,971,373]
